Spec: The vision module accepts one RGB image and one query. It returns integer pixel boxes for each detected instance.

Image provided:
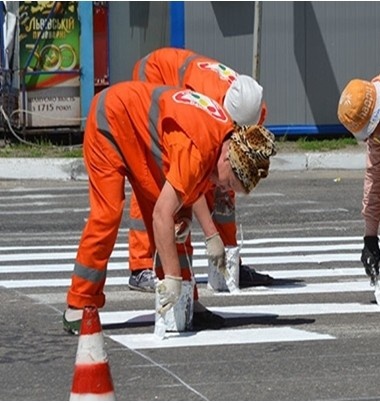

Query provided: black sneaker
[239,264,274,288]
[192,309,225,330]
[128,269,155,292]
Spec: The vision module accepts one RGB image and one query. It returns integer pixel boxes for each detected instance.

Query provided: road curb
[0,158,88,180]
[270,152,366,171]
[0,152,367,180]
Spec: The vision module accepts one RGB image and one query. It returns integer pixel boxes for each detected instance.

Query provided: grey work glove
[361,236,380,284]
[205,232,227,275]
[175,217,192,243]
[156,275,182,315]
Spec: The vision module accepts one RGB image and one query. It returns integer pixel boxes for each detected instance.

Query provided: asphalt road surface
[1,169,380,401]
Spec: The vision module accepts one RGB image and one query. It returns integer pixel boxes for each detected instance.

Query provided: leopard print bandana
[228,125,277,193]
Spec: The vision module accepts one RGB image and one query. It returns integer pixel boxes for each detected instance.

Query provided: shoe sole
[128,284,155,293]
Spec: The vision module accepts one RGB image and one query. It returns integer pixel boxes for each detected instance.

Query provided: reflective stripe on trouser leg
[128,191,154,270]
[67,111,127,308]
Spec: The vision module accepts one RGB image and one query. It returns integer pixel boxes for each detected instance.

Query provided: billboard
[19,1,80,127]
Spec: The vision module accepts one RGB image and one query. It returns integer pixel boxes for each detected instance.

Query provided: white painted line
[0,236,364,253]
[0,263,365,279]
[239,244,362,254]
[0,244,363,262]
[240,254,359,264]
[243,200,318,208]
[0,202,54,208]
[261,268,364,279]
[0,194,58,200]
[195,268,365,282]
[0,277,373,293]
[0,208,89,215]
[6,185,88,193]
[109,327,334,350]
[299,208,349,214]
[0,250,124,262]
[0,242,131,252]
[226,236,363,244]
[0,262,128,273]
[0,251,360,265]
[216,303,380,317]
[212,281,374,296]
[99,303,380,326]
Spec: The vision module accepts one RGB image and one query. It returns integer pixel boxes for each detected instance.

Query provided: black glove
[361,236,380,282]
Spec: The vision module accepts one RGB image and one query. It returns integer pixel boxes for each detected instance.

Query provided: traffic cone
[70,305,116,401]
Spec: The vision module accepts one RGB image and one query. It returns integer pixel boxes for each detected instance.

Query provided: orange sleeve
[164,131,208,206]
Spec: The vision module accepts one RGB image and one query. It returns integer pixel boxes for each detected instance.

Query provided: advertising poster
[19,1,80,127]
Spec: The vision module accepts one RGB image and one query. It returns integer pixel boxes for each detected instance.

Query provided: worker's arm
[153,180,183,278]
[192,195,218,237]
[193,195,227,275]
[153,180,185,314]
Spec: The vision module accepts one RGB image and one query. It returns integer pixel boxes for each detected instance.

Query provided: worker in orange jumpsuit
[63,80,276,334]
[128,47,274,299]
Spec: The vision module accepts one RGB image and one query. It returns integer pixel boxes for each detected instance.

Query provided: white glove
[175,217,192,243]
[205,232,227,275]
[156,275,182,315]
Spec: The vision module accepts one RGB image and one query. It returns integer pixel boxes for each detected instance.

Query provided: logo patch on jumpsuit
[197,62,238,85]
[173,90,228,122]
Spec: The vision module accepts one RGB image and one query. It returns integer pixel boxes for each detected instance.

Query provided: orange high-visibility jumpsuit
[128,47,267,283]
[66,81,234,308]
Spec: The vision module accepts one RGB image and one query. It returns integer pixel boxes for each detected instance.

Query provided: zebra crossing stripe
[0,264,365,278]
[109,327,334,350]
[0,251,362,263]
[0,278,374,295]
[104,302,380,349]
[99,303,380,326]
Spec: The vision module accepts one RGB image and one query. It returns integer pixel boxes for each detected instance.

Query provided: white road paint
[0,277,374,295]
[299,208,349,213]
[0,250,107,262]
[99,303,380,326]
[0,236,363,252]
[1,243,363,260]
[109,327,334,350]
[0,263,366,280]
[0,208,89,215]
[0,252,360,265]
[240,254,359,264]
[211,280,374,296]
[1,233,376,350]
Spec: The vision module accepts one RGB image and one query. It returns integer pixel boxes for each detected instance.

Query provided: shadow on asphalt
[239,278,305,289]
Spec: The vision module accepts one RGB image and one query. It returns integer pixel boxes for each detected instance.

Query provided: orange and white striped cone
[70,305,116,401]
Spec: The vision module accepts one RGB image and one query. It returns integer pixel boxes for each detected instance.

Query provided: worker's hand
[205,232,227,275]
[156,275,182,315]
[175,217,192,243]
[361,236,380,281]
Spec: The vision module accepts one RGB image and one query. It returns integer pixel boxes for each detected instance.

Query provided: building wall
[109,1,380,132]
[108,2,169,84]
